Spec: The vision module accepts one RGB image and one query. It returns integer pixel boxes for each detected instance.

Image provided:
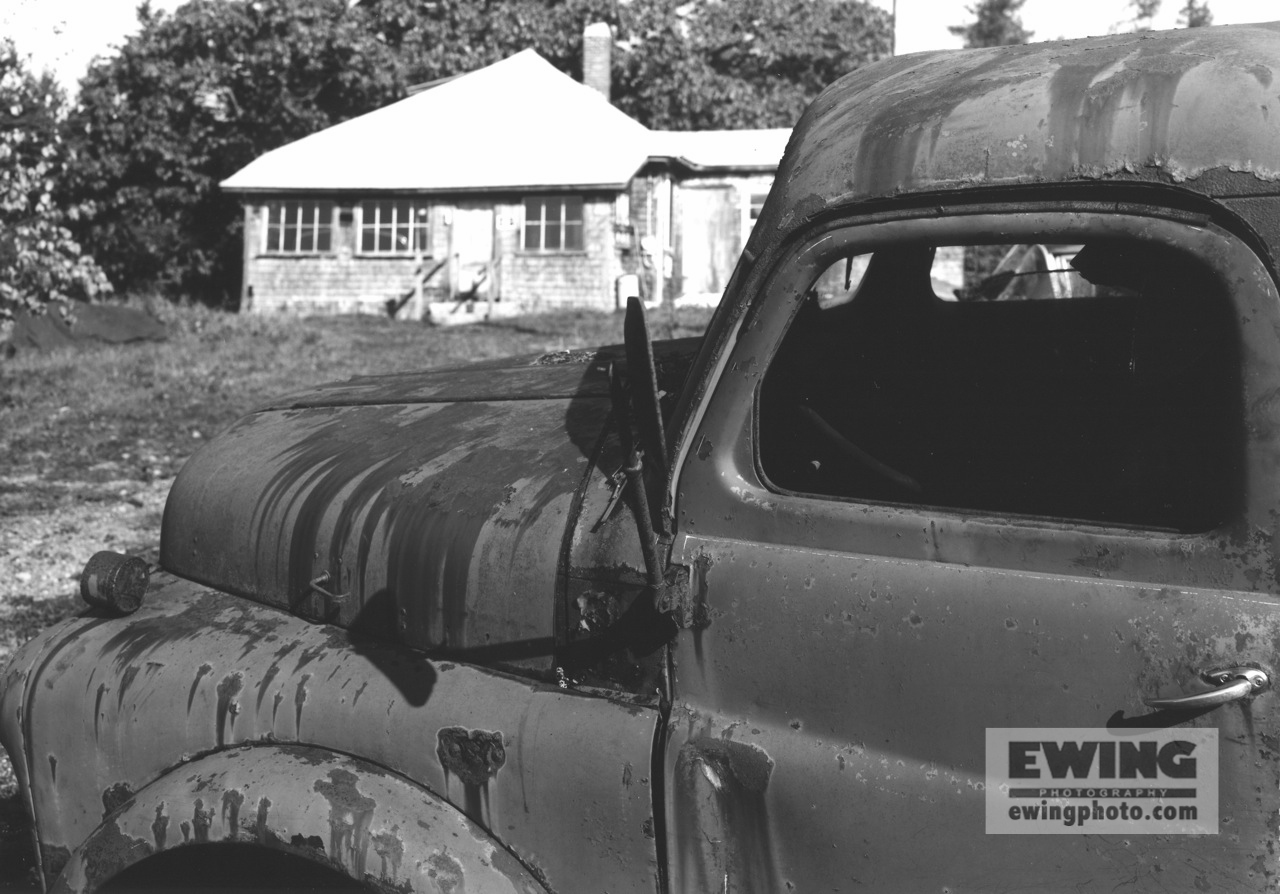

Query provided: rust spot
[437,726,506,826]
[436,727,506,786]
[314,768,377,877]
[80,819,153,892]
[295,673,311,735]
[256,797,272,844]
[221,789,245,839]
[151,803,169,850]
[102,781,135,818]
[187,663,213,713]
[191,797,214,842]
[371,824,405,884]
[424,849,466,894]
[215,672,244,746]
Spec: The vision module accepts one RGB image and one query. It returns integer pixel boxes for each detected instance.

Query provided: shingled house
[220,26,789,320]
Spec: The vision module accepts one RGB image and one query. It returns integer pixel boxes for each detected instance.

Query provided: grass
[1,302,713,510]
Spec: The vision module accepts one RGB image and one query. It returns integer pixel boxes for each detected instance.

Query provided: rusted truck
[9,20,1280,893]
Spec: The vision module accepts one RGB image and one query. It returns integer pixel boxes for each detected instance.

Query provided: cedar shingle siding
[244,196,624,315]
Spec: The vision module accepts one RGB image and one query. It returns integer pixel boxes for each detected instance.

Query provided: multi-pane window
[360,201,430,254]
[523,196,584,251]
[264,201,333,253]
[742,190,769,241]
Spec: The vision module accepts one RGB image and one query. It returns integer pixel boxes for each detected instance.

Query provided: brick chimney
[583,21,612,100]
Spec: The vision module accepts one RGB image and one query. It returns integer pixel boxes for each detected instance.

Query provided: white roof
[649,129,791,171]
[222,51,790,194]
[221,50,652,193]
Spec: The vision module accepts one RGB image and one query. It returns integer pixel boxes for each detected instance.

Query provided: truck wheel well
[99,842,362,892]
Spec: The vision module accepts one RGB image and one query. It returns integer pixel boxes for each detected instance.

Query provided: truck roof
[766,21,1280,233]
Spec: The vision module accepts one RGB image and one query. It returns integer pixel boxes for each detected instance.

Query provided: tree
[0,39,111,324]
[1178,0,1213,27]
[361,0,890,130]
[1129,0,1161,30]
[63,0,891,301]
[948,0,1033,48]
[359,0,619,86]
[613,0,892,130]
[63,0,403,305]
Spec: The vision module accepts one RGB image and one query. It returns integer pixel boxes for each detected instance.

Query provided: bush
[0,39,112,326]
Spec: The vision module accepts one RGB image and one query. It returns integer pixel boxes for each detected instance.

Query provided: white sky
[2,0,1278,94]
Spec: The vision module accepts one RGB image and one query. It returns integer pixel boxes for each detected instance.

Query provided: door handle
[1142,667,1270,710]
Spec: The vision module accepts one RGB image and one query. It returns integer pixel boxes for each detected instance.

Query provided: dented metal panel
[762,24,1280,249]
[667,539,1280,891]
[52,747,548,894]
[668,208,1280,889]
[161,398,608,663]
[7,576,659,892]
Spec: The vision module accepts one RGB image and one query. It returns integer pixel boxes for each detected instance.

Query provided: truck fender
[50,744,549,894]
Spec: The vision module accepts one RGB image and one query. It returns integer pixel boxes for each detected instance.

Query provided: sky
[2,0,1279,94]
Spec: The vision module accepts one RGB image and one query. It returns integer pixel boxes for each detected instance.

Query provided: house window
[742,189,769,243]
[523,196,584,251]
[359,200,430,255]
[264,201,333,253]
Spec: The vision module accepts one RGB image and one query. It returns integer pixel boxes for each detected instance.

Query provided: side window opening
[758,237,1242,533]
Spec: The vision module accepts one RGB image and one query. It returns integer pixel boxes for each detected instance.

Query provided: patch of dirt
[0,477,171,891]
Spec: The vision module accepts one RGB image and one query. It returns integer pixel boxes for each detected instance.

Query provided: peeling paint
[151,803,169,850]
[101,782,134,818]
[191,797,214,843]
[221,789,245,838]
[423,849,466,894]
[436,728,507,787]
[314,768,377,878]
[215,672,244,747]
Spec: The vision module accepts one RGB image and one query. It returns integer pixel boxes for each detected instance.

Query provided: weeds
[0,304,712,514]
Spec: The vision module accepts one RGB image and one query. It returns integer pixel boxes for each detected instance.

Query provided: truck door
[666,206,1280,892]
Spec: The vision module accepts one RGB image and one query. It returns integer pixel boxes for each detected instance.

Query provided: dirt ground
[0,473,171,891]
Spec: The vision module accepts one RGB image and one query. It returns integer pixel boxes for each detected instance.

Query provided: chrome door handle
[1143,667,1270,710]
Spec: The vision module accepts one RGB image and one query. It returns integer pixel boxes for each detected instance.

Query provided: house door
[678,186,739,301]
[450,204,494,299]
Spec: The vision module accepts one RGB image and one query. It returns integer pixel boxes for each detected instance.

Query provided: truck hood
[159,340,698,666]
